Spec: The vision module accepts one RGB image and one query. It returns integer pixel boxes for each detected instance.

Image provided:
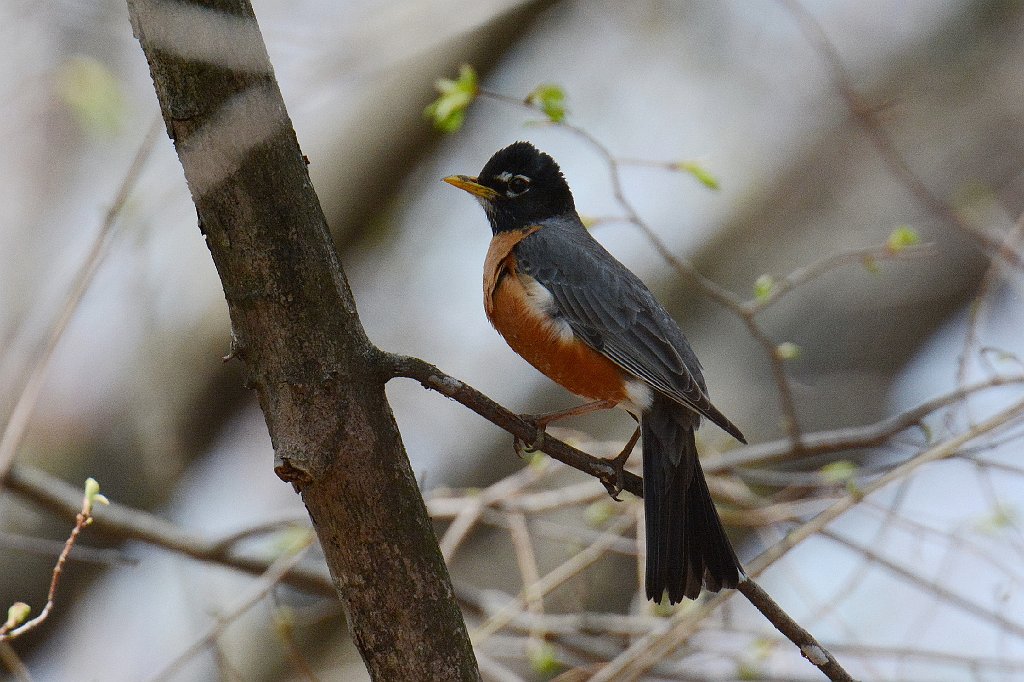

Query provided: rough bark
[125,1,479,679]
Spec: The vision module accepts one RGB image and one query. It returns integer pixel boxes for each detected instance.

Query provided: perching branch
[384,353,855,681]
[384,353,644,497]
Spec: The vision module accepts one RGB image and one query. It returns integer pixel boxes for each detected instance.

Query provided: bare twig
[0,479,108,641]
[746,396,1024,576]
[0,118,162,479]
[471,514,635,645]
[0,642,32,682]
[955,212,1024,411]
[439,461,544,562]
[390,351,1024,484]
[506,510,546,652]
[384,353,645,498]
[745,242,934,313]
[776,0,1024,272]
[4,463,334,597]
[149,537,313,682]
[587,589,732,682]
[0,530,132,567]
[584,398,1024,680]
[820,529,1024,638]
[737,579,855,681]
[707,373,1024,473]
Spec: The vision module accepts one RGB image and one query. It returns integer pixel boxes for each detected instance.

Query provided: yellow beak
[443,175,499,201]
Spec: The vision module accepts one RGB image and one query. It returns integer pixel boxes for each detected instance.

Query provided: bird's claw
[514,416,547,458]
[513,437,539,458]
[601,478,624,501]
[600,453,630,501]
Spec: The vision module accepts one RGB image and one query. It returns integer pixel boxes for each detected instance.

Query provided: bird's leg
[601,422,640,501]
[531,399,619,427]
[515,399,618,456]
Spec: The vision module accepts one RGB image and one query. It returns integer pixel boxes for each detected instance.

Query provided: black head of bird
[444,141,576,234]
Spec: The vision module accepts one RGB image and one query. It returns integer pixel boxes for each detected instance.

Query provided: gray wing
[515,218,745,443]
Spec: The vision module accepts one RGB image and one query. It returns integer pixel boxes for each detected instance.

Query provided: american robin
[444,141,745,603]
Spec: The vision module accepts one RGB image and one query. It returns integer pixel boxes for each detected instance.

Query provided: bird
[444,141,745,603]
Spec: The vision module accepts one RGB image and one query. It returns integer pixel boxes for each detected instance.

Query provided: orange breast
[483,229,630,404]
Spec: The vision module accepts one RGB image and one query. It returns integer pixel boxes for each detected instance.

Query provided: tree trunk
[125,1,479,678]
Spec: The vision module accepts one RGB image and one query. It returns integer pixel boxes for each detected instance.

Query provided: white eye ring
[506,174,531,197]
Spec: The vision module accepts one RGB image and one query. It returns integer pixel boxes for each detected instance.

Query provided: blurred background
[2,0,1023,680]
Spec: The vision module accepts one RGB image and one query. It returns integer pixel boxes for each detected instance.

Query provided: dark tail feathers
[642,397,742,603]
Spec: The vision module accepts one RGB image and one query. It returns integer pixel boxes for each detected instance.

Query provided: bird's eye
[506,174,531,196]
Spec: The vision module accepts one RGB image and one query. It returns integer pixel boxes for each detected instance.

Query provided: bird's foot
[600,453,629,501]
[599,426,641,501]
[514,416,548,458]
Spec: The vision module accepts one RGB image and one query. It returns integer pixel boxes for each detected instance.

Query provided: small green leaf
[774,342,801,361]
[887,225,921,252]
[585,499,615,527]
[82,477,109,515]
[424,65,478,133]
[976,505,1018,534]
[737,663,762,681]
[918,422,933,444]
[651,597,675,617]
[525,83,567,123]
[673,161,720,190]
[753,274,775,301]
[273,605,296,637]
[57,56,125,136]
[274,527,315,555]
[84,477,100,500]
[528,642,561,674]
[6,602,30,630]
[528,450,549,471]
[752,636,775,658]
[820,460,858,484]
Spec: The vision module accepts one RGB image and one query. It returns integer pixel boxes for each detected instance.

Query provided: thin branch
[776,0,1024,272]
[384,353,645,498]
[149,539,314,682]
[820,529,1024,638]
[439,461,544,562]
[587,589,732,682]
[745,396,1024,577]
[390,350,1024,484]
[707,373,1024,473]
[586,398,1024,680]
[0,480,106,641]
[955,211,1024,413]
[457,585,660,637]
[471,514,635,646]
[0,118,162,479]
[4,463,334,597]
[0,530,133,567]
[737,579,855,681]
[506,511,546,653]
[428,479,607,516]
[745,242,934,313]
